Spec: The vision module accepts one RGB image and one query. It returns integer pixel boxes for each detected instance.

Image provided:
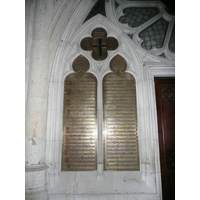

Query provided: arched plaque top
[72,55,90,73]
[110,55,127,73]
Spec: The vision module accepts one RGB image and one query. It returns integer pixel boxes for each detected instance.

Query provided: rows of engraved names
[103,73,139,170]
[62,74,97,171]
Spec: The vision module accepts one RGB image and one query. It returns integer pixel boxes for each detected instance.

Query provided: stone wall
[25,1,175,199]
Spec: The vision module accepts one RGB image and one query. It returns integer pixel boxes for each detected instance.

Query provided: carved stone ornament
[81,28,118,61]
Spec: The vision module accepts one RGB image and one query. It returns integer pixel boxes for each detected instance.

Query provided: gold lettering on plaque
[103,55,139,171]
[62,56,97,171]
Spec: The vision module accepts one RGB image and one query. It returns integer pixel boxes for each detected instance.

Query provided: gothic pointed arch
[46,13,143,176]
[45,1,175,199]
[103,54,139,171]
[62,55,97,171]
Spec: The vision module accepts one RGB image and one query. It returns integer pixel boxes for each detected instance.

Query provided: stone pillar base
[25,186,48,200]
[25,164,49,200]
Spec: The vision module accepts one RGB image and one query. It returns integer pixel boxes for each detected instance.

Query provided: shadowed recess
[168,25,175,53]
[84,0,106,23]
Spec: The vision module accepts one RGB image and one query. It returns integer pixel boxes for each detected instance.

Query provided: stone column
[25,0,50,199]
[136,74,158,191]
[97,80,103,177]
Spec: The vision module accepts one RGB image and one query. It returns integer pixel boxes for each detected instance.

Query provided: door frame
[146,65,175,199]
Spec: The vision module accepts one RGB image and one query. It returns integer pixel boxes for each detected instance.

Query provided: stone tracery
[105,0,175,59]
[81,28,118,61]
[26,0,175,199]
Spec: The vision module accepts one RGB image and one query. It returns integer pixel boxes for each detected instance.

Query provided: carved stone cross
[81,28,118,61]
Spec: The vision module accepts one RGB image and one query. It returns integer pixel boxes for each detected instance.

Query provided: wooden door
[154,78,175,200]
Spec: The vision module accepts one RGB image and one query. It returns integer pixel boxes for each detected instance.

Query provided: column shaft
[25,0,50,199]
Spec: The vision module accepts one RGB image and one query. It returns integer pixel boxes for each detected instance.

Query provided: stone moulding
[49,194,161,200]
[25,164,49,172]
[106,0,175,60]
[45,2,175,199]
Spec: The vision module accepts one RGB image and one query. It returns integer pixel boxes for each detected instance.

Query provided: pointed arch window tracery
[109,0,175,59]
[62,33,139,171]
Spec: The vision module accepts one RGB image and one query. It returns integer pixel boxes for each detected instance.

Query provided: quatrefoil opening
[80,28,118,61]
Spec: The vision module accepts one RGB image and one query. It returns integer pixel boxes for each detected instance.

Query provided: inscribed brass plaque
[80,37,93,51]
[110,54,127,73]
[92,28,107,38]
[62,73,97,171]
[72,55,90,73]
[106,37,119,51]
[103,73,139,171]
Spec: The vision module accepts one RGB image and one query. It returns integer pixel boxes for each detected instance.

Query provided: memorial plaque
[80,37,93,51]
[110,54,127,73]
[92,28,107,38]
[103,72,139,171]
[72,55,90,73]
[62,73,97,171]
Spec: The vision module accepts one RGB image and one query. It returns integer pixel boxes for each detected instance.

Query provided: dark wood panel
[154,78,175,200]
